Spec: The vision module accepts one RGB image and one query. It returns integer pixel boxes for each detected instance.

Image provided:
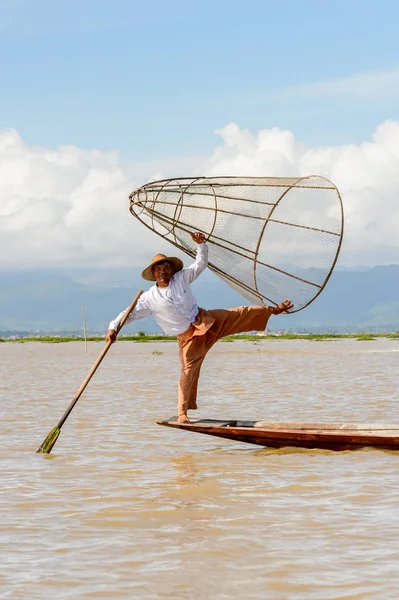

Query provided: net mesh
[129,175,344,312]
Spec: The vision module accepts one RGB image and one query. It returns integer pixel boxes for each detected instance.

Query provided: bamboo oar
[36,289,143,454]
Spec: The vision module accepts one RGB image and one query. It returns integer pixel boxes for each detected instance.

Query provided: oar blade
[36,427,60,454]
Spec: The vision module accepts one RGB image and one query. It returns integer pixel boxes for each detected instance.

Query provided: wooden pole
[36,290,143,454]
[82,302,87,354]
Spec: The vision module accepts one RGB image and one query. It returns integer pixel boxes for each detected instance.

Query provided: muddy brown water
[1,338,399,599]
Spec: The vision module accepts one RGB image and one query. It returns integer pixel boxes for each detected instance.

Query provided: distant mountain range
[1,265,399,334]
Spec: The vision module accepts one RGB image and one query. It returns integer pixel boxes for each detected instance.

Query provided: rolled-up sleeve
[108,294,151,331]
[182,243,208,285]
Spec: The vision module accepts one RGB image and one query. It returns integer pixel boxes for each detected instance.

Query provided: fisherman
[106,232,293,423]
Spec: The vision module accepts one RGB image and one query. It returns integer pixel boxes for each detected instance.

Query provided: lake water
[1,338,399,599]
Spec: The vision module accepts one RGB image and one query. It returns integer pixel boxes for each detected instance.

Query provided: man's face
[152,260,174,286]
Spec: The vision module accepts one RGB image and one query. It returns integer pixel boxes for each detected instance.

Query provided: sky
[1,0,399,271]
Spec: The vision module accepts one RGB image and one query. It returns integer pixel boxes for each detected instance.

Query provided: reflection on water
[1,339,399,599]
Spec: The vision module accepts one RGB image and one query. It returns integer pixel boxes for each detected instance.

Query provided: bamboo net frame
[129,175,344,313]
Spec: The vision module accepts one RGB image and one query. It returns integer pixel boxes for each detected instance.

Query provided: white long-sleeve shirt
[109,243,208,336]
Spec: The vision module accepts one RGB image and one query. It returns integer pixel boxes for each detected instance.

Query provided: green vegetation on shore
[1,332,398,343]
[220,332,399,341]
[0,335,177,343]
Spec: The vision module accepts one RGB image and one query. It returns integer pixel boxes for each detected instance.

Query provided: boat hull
[156,419,399,451]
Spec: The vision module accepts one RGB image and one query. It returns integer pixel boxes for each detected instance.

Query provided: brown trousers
[176,306,274,416]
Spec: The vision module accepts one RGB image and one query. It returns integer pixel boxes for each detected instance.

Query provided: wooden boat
[156,418,399,451]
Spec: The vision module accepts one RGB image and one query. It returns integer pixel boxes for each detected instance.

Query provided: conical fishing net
[129,175,344,312]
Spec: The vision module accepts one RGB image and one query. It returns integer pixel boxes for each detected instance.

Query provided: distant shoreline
[1,333,399,343]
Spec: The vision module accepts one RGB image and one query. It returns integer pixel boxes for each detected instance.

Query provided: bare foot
[178,415,191,424]
[273,299,294,315]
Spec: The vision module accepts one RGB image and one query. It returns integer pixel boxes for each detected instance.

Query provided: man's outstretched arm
[106,294,151,343]
[182,232,208,285]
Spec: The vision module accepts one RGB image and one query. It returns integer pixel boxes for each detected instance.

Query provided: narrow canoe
[156,418,399,451]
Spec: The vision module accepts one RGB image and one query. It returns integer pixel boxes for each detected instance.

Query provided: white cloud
[294,68,399,100]
[1,121,399,270]
[0,129,165,269]
[205,120,399,266]
[261,68,399,102]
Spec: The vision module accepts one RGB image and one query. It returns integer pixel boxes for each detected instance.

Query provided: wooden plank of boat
[156,418,399,451]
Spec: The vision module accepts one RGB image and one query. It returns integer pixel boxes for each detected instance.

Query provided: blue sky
[1,0,399,271]
[1,0,399,161]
